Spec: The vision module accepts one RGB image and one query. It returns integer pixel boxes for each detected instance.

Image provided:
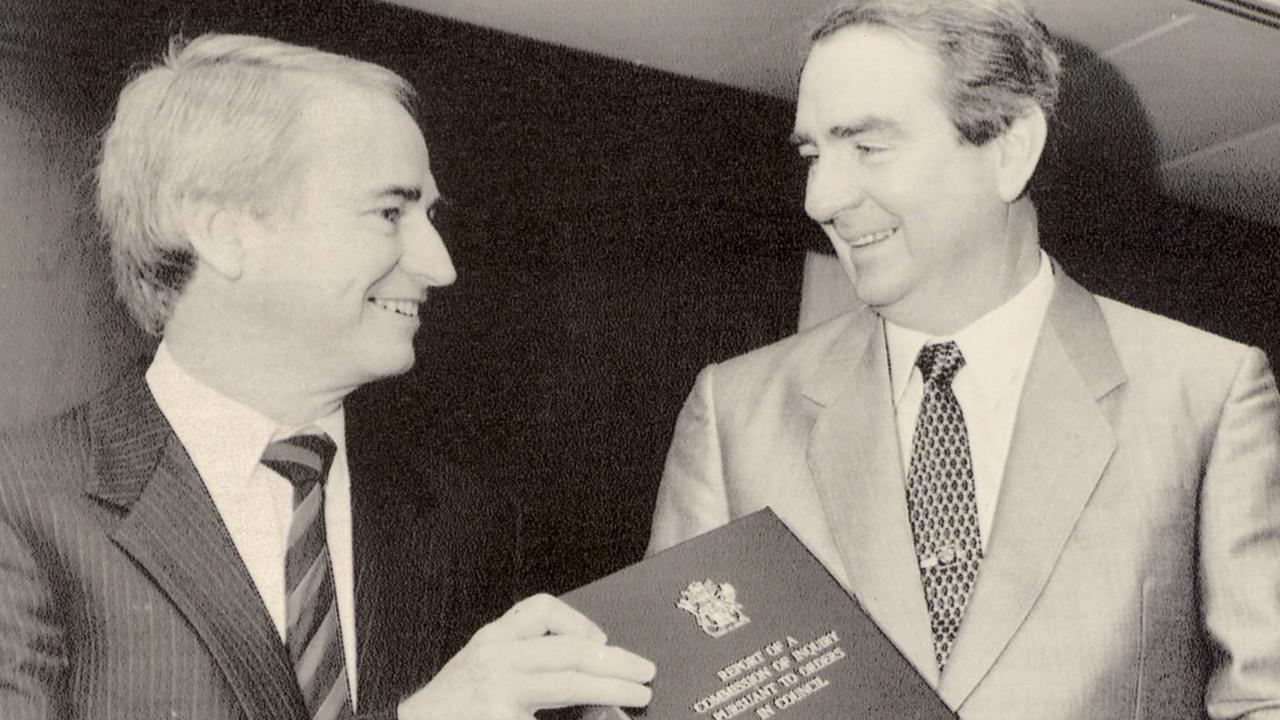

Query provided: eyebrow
[789,116,901,147]
[372,185,422,203]
[788,130,813,148]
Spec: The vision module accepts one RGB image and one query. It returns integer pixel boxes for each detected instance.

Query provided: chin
[850,278,900,310]
[385,351,418,377]
[360,347,418,384]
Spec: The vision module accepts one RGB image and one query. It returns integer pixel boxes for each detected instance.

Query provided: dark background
[3,0,1278,599]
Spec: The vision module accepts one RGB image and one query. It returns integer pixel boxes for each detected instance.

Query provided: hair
[809,0,1061,146]
[96,33,416,336]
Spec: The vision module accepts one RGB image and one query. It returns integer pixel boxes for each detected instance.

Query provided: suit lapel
[938,270,1125,708]
[85,371,306,720]
[803,309,940,685]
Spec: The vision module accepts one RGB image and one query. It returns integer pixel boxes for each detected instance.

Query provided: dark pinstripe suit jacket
[0,368,523,719]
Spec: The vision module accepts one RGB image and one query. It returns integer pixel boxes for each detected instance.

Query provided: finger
[494,594,608,642]
[519,671,654,711]
[504,636,656,682]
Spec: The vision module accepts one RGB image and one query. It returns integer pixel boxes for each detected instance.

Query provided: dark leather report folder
[562,509,957,719]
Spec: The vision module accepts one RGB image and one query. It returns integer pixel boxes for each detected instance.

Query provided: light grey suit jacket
[649,267,1280,719]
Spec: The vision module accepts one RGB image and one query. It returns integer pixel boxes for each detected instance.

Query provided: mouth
[840,226,898,249]
[367,298,421,319]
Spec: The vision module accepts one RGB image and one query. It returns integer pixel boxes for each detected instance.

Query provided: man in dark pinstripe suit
[0,34,653,720]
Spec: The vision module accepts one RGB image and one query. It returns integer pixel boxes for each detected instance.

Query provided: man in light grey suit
[648,1,1280,718]
[0,33,653,720]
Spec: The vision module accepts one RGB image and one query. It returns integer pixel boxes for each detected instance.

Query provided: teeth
[850,228,896,247]
[369,298,420,318]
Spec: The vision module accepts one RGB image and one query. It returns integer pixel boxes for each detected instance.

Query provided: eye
[856,143,888,157]
[796,149,819,168]
[380,206,404,224]
[427,197,458,232]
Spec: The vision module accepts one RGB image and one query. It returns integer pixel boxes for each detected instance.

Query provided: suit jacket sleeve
[1201,347,1280,719]
[0,477,68,718]
[647,366,732,556]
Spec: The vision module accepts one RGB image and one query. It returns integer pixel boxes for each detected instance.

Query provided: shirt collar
[146,341,346,489]
[270,410,347,451]
[886,250,1056,403]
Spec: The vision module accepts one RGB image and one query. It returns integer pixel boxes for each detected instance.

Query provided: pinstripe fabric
[0,366,527,720]
[0,372,305,720]
[262,434,352,720]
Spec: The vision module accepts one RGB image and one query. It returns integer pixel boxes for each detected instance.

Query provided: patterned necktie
[261,432,353,719]
[904,341,982,673]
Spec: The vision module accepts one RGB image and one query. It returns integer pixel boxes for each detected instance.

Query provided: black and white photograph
[1,1,1278,718]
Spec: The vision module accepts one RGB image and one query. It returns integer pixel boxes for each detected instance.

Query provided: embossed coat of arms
[676,579,751,638]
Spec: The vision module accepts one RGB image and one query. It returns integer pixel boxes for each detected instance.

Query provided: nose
[400,211,457,287]
[804,154,865,225]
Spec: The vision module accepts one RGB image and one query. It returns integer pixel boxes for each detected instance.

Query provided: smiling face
[237,81,456,393]
[794,26,1016,334]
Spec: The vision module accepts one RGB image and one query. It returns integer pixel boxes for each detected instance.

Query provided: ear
[993,105,1048,202]
[182,201,244,280]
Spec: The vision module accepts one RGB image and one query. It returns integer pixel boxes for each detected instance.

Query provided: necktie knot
[916,341,965,386]
[261,432,337,492]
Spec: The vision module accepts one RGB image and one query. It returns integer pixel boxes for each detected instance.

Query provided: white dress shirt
[885,251,1056,547]
[146,343,359,706]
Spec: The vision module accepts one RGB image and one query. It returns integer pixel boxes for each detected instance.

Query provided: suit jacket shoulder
[700,304,880,426]
[1094,293,1262,376]
[716,304,872,379]
[0,401,91,492]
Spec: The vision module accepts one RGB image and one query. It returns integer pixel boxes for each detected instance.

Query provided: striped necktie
[904,341,983,673]
[261,432,353,719]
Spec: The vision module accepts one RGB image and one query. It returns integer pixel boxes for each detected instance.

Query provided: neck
[162,308,347,427]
